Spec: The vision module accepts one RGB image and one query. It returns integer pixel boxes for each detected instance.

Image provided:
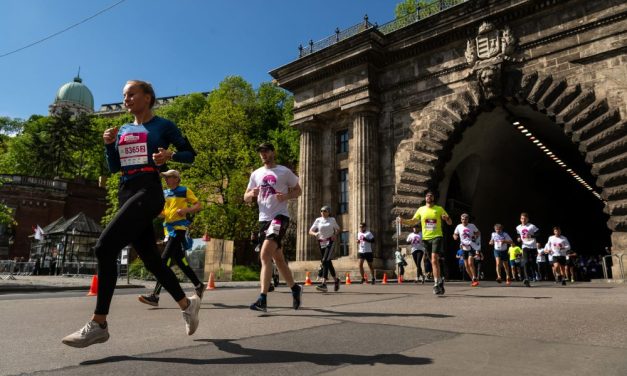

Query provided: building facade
[270,0,627,278]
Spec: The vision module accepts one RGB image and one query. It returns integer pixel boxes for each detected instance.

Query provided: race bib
[425,219,437,231]
[118,132,148,167]
[495,240,503,249]
[266,218,282,236]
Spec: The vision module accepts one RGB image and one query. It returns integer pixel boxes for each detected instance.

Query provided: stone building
[270,0,627,278]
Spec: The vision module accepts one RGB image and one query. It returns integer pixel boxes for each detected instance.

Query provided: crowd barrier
[602,253,625,280]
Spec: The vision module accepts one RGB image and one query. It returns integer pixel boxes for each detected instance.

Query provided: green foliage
[395,0,465,21]
[128,258,153,280]
[232,264,260,281]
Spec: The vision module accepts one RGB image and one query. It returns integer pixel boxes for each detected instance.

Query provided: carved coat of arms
[465,22,517,100]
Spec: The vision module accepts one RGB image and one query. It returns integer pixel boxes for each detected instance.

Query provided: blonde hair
[126,80,156,108]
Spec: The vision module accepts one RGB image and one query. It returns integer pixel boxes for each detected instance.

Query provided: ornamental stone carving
[465,22,518,101]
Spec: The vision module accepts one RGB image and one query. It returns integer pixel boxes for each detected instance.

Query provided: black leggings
[411,250,424,276]
[154,229,202,295]
[521,247,538,282]
[319,241,337,280]
[94,174,185,315]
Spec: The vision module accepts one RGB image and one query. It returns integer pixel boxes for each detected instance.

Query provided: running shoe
[432,284,440,295]
[506,278,511,286]
[249,298,267,312]
[182,295,201,336]
[420,275,426,285]
[292,284,303,310]
[195,283,205,299]
[371,277,376,285]
[334,278,340,292]
[471,280,479,287]
[316,284,328,292]
[570,278,575,283]
[439,280,445,294]
[523,279,530,287]
[561,279,567,286]
[62,321,110,348]
[138,293,159,307]
[496,277,502,284]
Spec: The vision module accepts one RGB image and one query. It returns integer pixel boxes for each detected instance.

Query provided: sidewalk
[0,274,261,293]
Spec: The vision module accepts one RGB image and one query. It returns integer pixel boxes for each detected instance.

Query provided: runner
[508,243,523,282]
[547,226,571,286]
[356,222,376,284]
[516,213,540,287]
[138,169,204,307]
[398,191,452,295]
[245,142,303,312]
[62,80,201,348]
[489,223,513,285]
[394,248,407,281]
[453,213,481,287]
[309,205,341,292]
[536,242,549,281]
[566,248,578,283]
[406,224,426,283]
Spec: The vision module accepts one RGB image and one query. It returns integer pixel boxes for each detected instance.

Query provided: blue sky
[0,0,397,120]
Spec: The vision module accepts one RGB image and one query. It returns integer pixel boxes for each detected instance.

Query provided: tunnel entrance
[440,105,611,280]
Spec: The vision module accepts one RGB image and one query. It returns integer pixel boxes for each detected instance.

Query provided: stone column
[295,123,321,261]
[348,108,380,257]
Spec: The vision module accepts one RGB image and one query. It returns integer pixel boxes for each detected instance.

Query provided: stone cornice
[293,85,371,114]
[518,10,627,51]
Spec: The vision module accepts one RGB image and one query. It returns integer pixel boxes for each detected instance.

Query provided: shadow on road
[80,339,432,367]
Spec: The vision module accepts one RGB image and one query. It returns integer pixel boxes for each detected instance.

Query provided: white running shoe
[62,321,110,348]
[182,295,201,335]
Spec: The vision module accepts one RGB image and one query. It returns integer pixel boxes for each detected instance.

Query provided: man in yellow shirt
[508,244,523,283]
[139,169,203,307]
[398,191,452,295]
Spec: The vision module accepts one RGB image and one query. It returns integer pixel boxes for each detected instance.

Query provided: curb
[0,284,145,293]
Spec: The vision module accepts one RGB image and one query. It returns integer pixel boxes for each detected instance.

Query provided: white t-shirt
[395,250,405,264]
[454,223,479,251]
[491,231,512,251]
[310,217,340,240]
[547,235,571,257]
[357,231,374,253]
[516,223,539,248]
[247,165,299,221]
[406,232,425,252]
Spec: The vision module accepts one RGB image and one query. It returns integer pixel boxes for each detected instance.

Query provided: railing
[297,0,468,58]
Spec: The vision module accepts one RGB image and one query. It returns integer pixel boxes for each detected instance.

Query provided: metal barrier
[62,261,98,277]
[0,260,16,280]
[602,254,625,280]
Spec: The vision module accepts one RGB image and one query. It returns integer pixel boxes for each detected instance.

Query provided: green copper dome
[53,76,94,112]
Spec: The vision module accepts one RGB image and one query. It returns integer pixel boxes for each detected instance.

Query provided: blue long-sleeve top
[105,116,195,181]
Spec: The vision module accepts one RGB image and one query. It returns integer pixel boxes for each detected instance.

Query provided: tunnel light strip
[513,122,603,202]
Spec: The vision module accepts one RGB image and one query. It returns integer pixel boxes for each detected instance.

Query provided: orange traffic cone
[382,273,388,284]
[345,272,352,285]
[399,274,403,284]
[304,271,313,286]
[87,275,98,296]
[206,272,216,290]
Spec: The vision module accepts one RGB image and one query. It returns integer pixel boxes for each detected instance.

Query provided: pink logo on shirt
[260,174,277,199]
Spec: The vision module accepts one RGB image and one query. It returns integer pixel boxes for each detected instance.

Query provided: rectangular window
[339,231,350,257]
[338,169,348,214]
[337,130,349,154]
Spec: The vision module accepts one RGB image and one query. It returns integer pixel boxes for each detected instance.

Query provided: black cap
[256,142,275,152]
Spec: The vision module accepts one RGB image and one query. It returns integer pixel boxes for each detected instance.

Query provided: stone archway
[393,70,626,274]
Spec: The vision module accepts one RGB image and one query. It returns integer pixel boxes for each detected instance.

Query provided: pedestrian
[138,169,204,307]
[245,142,303,312]
[406,224,426,283]
[489,223,513,285]
[398,190,452,295]
[62,80,201,348]
[453,213,480,287]
[516,212,540,287]
[309,205,341,292]
[395,248,407,281]
[356,222,376,284]
[547,226,571,286]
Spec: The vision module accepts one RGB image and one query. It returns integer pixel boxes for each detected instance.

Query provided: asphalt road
[1,281,626,376]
